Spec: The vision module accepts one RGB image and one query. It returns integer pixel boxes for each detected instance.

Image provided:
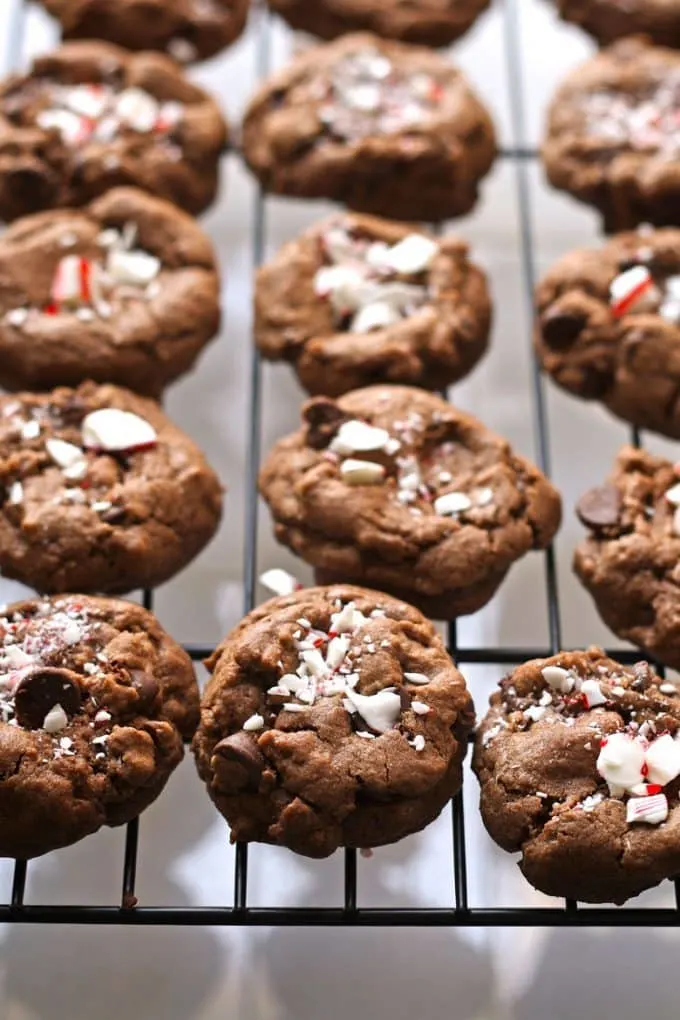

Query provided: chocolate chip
[304,397,349,449]
[212,733,266,790]
[14,667,82,729]
[576,485,622,530]
[541,308,587,349]
[100,505,126,524]
[131,670,159,708]
[398,686,412,712]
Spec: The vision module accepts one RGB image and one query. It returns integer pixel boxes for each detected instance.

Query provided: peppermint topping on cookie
[583,77,680,158]
[314,223,437,333]
[81,408,157,453]
[319,48,445,141]
[36,83,181,146]
[609,265,680,323]
[626,793,669,825]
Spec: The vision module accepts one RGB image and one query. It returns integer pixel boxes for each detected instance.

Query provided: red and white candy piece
[45,438,85,471]
[596,732,645,795]
[626,792,668,825]
[115,88,160,133]
[581,678,607,708]
[645,733,680,787]
[259,568,301,597]
[541,664,574,694]
[81,409,157,453]
[51,256,93,307]
[344,687,401,732]
[609,265,656,318]
[370,234,438,275]
[330,419,391,456]
[62,84,108,120]
[37,108,92,145]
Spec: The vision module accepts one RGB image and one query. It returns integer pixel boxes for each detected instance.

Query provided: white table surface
[1,2,679,1017]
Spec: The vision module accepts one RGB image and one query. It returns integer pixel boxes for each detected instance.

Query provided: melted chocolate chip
[304,397,349,449]
[398,686,412,712]
[542,308,587,349]
[576,484,622,530]
[212,733,266,790]
[14,667,82,729]
[131,669,159,708]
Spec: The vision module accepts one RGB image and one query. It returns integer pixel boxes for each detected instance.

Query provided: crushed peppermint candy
[609,265,680,323]
[626,792,669,825]
[259,568,302,597]
[583,78,680,160]
[82,408,157,453]
[243,713,264,732]
[36,82,181,146]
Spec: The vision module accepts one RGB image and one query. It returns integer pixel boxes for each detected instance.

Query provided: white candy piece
[375,234,438,275]
[21,421,40,440]
[242,713,264,732]
[597,732,645,794]
[37,108,88,145]
[626,793,668,826]
[350,300,401,334]
[82,408,157,452]
[314,264,365,311]
[330,419,391,456]
[666,483,680,506]
[301,648,330,679]
[662,300,680,324]
[433,491,472,516]
[8,482,23,505]
[666,275,680,300]
[412,735,426,752]
[63,84,108,120]
[645,733,680,787]
[4,645,33,669]
[541,665,574,694]
[344,688,401,733]
[52,255,85,304]
[340,458,386,485]
[115,88,160,133]
[43,703,68,734]
[403,672,429,685]
[581,678,607,708]
[5,308,28,327]
[411,701,430,715]
[326,635,350,670]
[330,601,368,634]
[45,438,85,470]
[524,705,546,722]
[259,567,299,597]
[107,249,161,286]
[673,506,680,538]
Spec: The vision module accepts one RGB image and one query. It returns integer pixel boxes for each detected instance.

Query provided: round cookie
[0,593,198,859]
[241,33,496,223]
[535,227,680,439]
[574,446,680,670]
[0,381,223,594]
[0,41,228,223]
[255,213,492,396]
[0,188,221,398]
[550,0,680,49]
[267,0,491,47]
[542,39,680,233]
[474,648,680,904]
[258,386,562,618]
[38,0,250,63]
[193,584,474,857]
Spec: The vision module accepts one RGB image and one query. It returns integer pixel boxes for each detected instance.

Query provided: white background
[1,1,680,1017]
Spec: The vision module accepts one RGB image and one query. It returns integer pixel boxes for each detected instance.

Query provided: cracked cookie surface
[38,0,250,62]
[255,212,491,397]
[551,0,680,49]
[258,386,562,619]
[0,593,198,859]
[0,41,228,222]
[474,649,680,904]
[0,381,223,594]
[574,446,680,670]
[267,0,491,47]
[192,584,474,857]
[241,33,496,222]
[0,187,220,397]
[542,39,680,232]
[535,226,680,438]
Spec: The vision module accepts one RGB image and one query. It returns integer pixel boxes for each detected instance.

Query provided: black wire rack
[2,0,679,929]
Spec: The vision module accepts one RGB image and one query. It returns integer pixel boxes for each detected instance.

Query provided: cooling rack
[1,0,679,929]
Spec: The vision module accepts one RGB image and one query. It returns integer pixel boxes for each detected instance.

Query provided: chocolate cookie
[0,41,228,223]
[0,593,198,859]
[542,38,680,232]
[0,381,223,594]
[0,188,220,397]
[38,0,249,63]
[241,33,496,222]
[474,648,680,904]
[551,0,680,49]
[258,386,562,618]
[267,0,491,47]
[574,446,680,670]
[193,584,474,856]
[255,213,491,396]
[536,226,680,438]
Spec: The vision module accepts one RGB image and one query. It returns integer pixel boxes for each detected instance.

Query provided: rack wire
[2,0,679,928]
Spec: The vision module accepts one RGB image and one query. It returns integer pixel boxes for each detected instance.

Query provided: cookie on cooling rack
[241,33,496,222]
[550,0,680,49]
[0,594,198,859]
[255,213,492,396]
[0,381,223,594]
[37,0,250,63]
[474,648,680,904]
[258,386,562,618]
[574,447,680,671]
[535,226,680,438]
[267,0,491,46]
[0,41,228,222]
[193,584,474,857]
[542,38,680,232]
[0,188,220,398]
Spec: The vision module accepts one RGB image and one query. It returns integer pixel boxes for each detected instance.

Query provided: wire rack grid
[1,0,678,929]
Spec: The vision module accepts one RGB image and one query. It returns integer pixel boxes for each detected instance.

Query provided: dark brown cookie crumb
[255,212,491,396]
[0,594,198,859]
[474,648,680,904]
[193,584,474,857]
